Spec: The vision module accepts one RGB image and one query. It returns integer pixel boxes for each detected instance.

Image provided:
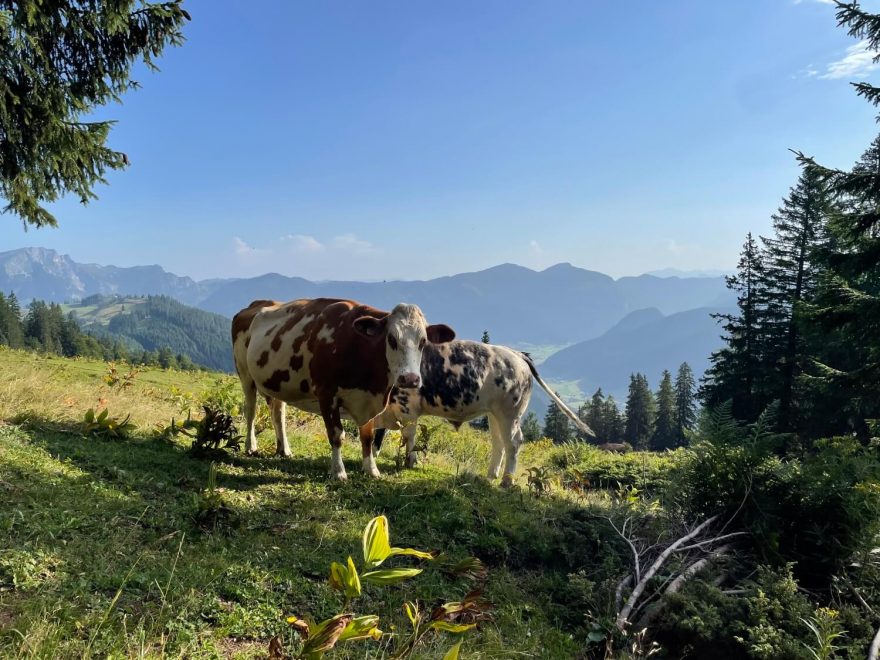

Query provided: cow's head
[353,303,454,389]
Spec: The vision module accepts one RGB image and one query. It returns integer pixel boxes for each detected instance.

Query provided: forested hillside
[84,295,232,372]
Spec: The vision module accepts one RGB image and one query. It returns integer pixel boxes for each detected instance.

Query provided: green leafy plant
[801,608,846,660]
[102,362,138,390]
[191,462,237,532]
[81,407,135,439]
[174,406,242,456]
[526,466,555,497]
[279,515,484,659]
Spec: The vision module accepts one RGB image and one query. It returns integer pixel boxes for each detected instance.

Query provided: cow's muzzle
[397,373,421,389]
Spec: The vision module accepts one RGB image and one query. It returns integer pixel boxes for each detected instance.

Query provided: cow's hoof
[245,449,260,457]
[404,453,418,469]
[331,469,348,482]
[500,474,515,488]
[276,450,292,458]
[365,468,381,478]
[487,467,502,480]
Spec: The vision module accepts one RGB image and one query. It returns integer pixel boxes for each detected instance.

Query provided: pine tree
[543,396,573,444]
[625,373,655,450]
[604,396,625,443]
[521,411,542,442]
[760,168,831,430]
[481,330,490,344]
[652,370,676,450]
[1,1,190,227]
[701,233,770,420]
[795,3,880,438]
[674,362,697,446]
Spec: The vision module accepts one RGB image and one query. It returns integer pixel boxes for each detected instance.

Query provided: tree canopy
[0,1,189,227]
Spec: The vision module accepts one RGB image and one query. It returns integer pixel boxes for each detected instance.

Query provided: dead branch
[614,574,633,613]
[869,623,880,660]
[616,515,718,631]
[607,516,640,584]
[665,545,731,596]
[675,531,748,553]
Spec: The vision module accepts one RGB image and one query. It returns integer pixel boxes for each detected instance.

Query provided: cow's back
[395,340,531,423]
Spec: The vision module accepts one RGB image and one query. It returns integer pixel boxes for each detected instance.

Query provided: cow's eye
[388,335,398,350]
[418,337,426,350]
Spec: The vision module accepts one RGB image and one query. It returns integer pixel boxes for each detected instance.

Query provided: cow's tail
[520,352,595,437]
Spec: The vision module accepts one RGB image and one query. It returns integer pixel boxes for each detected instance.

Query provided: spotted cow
[232,298,455,480]
[368,340,593,485]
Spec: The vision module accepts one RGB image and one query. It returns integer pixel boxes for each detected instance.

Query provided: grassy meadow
[0,347,671,659]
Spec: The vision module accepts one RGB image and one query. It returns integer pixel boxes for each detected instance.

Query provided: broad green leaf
[388,547,435,561]
[431,621,476,633]
[442,639,464,660]
[404,601,418,626]
[301,614,352,658]
[345,555,361,597]
[361,567,423,584]
[97,408,109,422]
[338,615,381,642]
[84,408,95,424]
[362,515,392,568]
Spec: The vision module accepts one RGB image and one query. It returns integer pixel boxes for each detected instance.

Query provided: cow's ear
[353,315,386,338]
[426,324,455,344]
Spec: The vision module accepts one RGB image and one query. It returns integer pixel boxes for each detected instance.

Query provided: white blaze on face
[384,303,427,389]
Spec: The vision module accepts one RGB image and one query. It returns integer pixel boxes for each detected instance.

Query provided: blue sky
[2,0,879,281]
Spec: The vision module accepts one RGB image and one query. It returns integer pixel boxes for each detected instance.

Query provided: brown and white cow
[231,298,454,480]
[367,340,592,485]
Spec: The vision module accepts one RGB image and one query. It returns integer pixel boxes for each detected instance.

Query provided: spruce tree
[604,396,625,443]
[652,370,676,450]
[674,362,697,446]
[521,411,542,442]
[760,168,831,430]
[1,1,190,227]
[702,233,770,420]
[543,396,573,444]
[795,2,880,438]
[625,373,655,449]
[481,330,490,344]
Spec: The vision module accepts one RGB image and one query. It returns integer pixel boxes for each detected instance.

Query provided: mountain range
[1,247,732,347]
[1,247,732,411]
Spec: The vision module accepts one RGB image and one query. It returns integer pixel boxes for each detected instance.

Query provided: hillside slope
[68,295,233,372]
[539,306,729,403]
[0,348,664,658]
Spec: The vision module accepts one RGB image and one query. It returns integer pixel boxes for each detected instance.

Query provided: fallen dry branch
[614,575,633,613]
[665,544,732,597]
[615,515,719,631]
[869,623,880,660]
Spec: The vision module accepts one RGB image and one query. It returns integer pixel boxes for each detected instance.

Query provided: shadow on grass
[2,417,627,654]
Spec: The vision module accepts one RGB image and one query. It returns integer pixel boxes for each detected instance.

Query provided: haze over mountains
[1,247,732,345]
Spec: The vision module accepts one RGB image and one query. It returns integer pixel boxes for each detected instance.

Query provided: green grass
[0,348,666,659]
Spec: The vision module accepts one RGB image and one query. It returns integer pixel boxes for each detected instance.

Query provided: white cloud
[663,238,701,256]
[232,237,267,256]
[282,234,324,252]
[529,240,543,255]
[819,40,879,80]
[331,233,373,254]
[792,0,836,5]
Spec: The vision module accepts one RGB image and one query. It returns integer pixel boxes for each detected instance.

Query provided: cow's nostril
[397,373,420,388]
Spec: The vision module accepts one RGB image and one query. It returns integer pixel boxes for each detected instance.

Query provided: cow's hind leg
[241,377,259,455]
[321,402,347,481]
[269,398,291,457]
[497,415,523,488]
[359,420,381,478]
[486,414,505,480]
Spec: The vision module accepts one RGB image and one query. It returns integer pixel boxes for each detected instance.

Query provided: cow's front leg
[321,402,347,481]
[403,423,419,468]
[269,398,291,457]
[359,420,381,478]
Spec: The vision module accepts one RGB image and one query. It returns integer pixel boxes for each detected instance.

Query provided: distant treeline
[540,363,698,450]
[0,293,225,372]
